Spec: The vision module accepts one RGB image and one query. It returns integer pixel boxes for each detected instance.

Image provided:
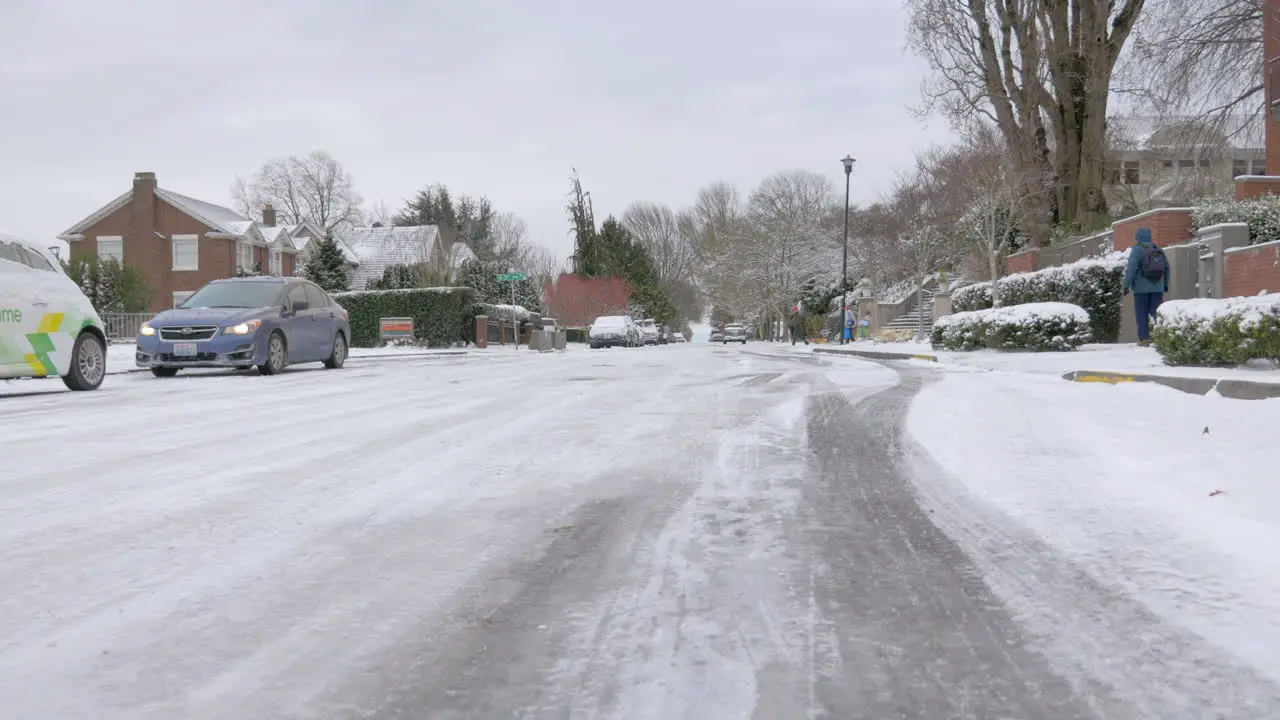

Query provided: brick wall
[1224,240,1280,297]
[1005,249,1039,275]
[1234,176,1280,200]
[1112,208,1194,251]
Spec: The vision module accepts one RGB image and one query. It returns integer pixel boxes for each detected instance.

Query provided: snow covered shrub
[931,302,1091,352]
[1152,294,1280,366]
[1191,195,1280,245]
[951,256,1125,342]
[335,287,476,347]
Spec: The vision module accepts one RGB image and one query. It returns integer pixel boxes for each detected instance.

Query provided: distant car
[638,318,660,346]
[588,315,640,348]
[136,276,351,377]
[0,234,108,391]
[723,323,748,344]
[709,330,724,342]
[673,333,687,343]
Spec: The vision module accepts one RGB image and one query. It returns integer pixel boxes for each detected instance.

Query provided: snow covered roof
[57,178,297,253]
[335,225,441,289]
[1111,114,1263,152]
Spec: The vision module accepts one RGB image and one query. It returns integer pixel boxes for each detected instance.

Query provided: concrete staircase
[882,290,934,334]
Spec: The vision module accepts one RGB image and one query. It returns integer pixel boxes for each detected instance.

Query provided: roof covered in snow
[1111,113,1263,152]
[336,225,442,289]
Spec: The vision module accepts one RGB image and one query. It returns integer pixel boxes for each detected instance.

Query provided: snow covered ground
[908,370,1280,714]
[6,341,1278,717]
[824,340,1280,381]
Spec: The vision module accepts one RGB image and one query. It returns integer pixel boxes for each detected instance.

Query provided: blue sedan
[136,277,351,377]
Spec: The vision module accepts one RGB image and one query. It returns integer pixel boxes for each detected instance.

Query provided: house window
[1253,159,1267,175]
[1122,161,1140,185]
[172,291,195,308]
[1177,159,1194,169]
[1162,159,1174,169]
[270,249,282,276]
[237,241,254,271]
[1234,159,1250,177]
[97,236,123,264]
[172,234,198,271]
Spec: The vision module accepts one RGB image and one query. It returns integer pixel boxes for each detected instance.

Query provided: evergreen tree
[394,184,496,259]
[304,235,351,292]
[458,258,542,311]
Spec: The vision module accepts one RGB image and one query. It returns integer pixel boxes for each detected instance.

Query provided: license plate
[172,342,198,357]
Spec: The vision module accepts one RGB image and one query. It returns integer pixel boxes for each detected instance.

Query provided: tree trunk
[989,251,1002,308]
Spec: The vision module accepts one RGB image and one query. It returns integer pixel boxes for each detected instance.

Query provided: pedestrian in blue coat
[1122,226,1169,346]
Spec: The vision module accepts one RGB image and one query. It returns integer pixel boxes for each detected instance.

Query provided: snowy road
[2,345,1274,718]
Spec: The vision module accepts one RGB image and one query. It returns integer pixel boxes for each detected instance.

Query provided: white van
[0,234,108,390]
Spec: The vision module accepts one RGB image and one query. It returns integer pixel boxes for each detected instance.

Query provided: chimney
[130,171,157,257]
[262,203,277,228]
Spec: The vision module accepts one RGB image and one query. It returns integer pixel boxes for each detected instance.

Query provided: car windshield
[181,282,283,309]
[593,316,627,329]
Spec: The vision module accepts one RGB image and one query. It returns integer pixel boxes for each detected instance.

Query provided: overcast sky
[0,0,954,262]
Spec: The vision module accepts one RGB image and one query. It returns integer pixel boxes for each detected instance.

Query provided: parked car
[709,330,724,342]
[723,323,748,344]
[638,318,660,345]
[672,333,687,343]
[588,315,640,348]
[136,276,350,377]
[0,234,108,391]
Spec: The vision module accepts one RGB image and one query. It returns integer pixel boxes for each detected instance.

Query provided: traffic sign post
[498,272,528,349]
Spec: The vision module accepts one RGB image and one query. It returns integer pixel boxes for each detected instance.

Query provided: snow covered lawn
[104,342,468,372]
[909,371,1280,687]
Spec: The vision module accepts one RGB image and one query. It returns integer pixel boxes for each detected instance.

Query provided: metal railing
[100,313,152,342]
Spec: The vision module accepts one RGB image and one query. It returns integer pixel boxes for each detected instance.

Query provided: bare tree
[368,200,394,227]
[1121,0,1263,130]
[907,0,1146,238]
[233,151,364,231]
[621,202,699,290]
[955,127,1044,306]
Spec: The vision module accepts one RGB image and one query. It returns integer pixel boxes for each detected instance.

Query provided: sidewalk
[814,341,1280,399]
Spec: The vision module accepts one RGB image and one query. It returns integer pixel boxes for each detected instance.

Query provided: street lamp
[840,155,855,344]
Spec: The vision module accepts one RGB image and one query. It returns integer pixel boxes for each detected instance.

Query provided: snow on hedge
[952,253,1125,343]
[932,302,1092,352]
[335,286,472,298]
[1153,293,1280,366]
[1191,195,1280,245]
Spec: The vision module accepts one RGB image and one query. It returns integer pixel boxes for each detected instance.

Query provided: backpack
[1139,245,1168,282]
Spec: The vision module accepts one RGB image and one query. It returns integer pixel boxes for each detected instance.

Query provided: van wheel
[62,331,107,391]
[151,367,179,378]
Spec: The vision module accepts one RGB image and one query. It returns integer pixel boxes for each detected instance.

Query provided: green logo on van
[0,308,21,323]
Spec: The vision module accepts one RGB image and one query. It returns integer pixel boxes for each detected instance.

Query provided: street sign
[497,273,528,281]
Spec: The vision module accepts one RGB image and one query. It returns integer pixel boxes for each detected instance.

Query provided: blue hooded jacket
[1123,227,1169,294]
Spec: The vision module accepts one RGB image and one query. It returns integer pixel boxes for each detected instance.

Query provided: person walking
[790,309,809,345]
[1123,226,1169,347]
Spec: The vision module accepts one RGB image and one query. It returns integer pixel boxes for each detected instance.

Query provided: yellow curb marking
[1074,374,1135,384]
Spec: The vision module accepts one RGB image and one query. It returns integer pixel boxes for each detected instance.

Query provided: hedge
[952,255,1125,342]
[334,286,476,347]
[1191,195,1280,245]
[1152,294,1280,366]
[931,302,1092,352]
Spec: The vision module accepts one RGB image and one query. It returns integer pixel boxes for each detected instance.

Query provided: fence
[100,313,151,342]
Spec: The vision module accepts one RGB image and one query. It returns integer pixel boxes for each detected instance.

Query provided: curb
[813,347,939,363]
[1062,370,1280,400]
[105,350,472,377]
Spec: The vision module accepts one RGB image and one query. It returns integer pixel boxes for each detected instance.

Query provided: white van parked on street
[0,234,109,391]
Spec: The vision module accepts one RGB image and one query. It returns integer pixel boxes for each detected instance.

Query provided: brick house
[57,172,303,312]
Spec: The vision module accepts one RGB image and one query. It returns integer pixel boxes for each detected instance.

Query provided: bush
[931,302,1092,352]
[1152,294,1280,366]
[952,255,1125,342]
[1191,195,1280,245]
[334,286,476,347]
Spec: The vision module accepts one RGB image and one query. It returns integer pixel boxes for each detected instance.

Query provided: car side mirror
[293,300,310,312]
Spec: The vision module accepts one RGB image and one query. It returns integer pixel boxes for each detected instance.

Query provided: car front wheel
[258,332,287,375]
[62,331,106,391]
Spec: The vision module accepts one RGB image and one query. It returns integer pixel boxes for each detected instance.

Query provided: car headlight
[139,322,155,336]
[223,319,262,335]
